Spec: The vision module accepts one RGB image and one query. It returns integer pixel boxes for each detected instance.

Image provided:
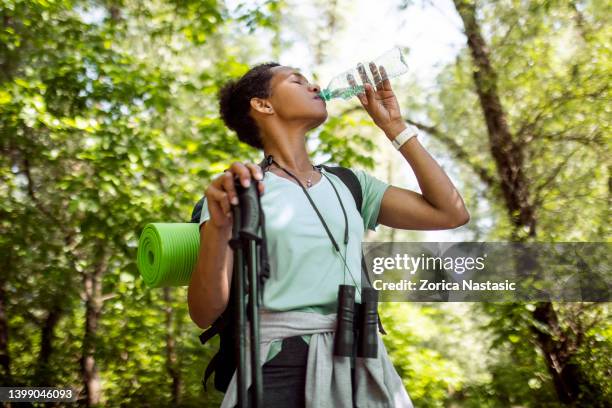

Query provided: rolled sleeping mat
[137,223,200,287]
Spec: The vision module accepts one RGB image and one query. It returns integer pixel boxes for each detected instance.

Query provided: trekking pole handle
[234,177,261,241]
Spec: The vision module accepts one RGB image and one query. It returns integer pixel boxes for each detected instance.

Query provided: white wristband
[391,125,419,150]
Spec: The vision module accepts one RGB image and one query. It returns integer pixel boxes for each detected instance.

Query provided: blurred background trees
[1,0,609,406]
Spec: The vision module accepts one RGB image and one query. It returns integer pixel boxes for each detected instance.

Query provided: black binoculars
[333,285,379,359]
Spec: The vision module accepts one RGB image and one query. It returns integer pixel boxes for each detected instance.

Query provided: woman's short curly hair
[217,62,281,150]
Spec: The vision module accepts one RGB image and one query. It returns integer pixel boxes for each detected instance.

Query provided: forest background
[1,0,610,406]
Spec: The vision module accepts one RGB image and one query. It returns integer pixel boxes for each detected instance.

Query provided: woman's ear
[250,97,274,114]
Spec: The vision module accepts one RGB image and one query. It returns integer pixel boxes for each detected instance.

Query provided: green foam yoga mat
[137,223,200,288]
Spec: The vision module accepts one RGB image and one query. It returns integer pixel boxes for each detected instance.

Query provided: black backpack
[189,162,387,393]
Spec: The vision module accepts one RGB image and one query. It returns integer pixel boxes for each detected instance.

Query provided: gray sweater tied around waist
[220,310,414,408]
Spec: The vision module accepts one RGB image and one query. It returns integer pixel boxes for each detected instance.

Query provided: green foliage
[418,0,610,405]
[316,114,377,168]
[1,0,281,404]
[1,0,609,406]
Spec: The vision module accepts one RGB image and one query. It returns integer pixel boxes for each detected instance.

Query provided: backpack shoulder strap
[320,165,363,215]
[201,352,219,391]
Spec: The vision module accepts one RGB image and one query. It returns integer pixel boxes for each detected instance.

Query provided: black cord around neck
[258,153,361,293]
[266,156,348,251]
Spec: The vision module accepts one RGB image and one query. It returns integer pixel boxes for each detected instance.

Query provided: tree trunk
[163,287,181,405]
[453,0,536,239]
[80,248,107,406]
[451,1,596,404]
[531,302,581,404]
[34,300,63,385]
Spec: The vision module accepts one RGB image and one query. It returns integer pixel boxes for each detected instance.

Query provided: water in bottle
[319,45,409,101]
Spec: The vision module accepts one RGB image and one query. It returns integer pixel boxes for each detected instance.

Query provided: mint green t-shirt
[198,166,390,363]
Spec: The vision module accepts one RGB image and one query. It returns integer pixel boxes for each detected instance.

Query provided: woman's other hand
[205,161,264,229]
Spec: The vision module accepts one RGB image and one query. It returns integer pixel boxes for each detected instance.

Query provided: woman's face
[265,65,328,129]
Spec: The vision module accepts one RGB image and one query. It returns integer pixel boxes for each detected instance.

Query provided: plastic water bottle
[318,46,409,101]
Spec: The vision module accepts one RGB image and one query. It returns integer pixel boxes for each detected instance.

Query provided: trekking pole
[229,176,264,408]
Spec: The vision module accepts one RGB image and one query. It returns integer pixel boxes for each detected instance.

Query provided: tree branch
[336,106,498,188]
[405,118,498,188]
[533,147,581,207]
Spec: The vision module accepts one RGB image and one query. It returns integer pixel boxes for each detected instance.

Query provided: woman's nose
[310,83,320,93]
